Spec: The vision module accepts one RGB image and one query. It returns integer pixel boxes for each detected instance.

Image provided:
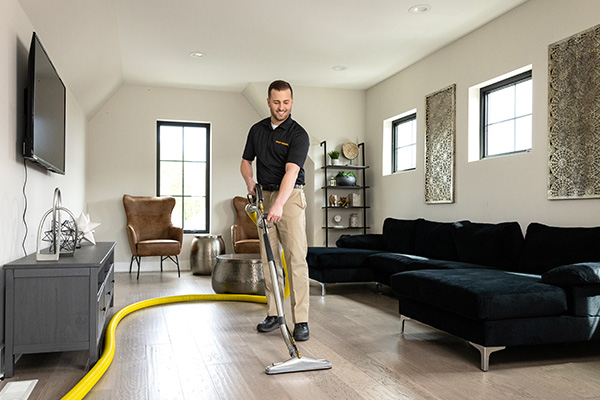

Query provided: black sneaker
[293,323,309,341]
[257,316,279,332]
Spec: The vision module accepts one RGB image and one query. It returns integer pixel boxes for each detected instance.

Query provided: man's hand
[246,182,257,197]
[266,162,300,223]
[267,203,283,223]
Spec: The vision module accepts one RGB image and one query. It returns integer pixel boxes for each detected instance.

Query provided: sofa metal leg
[399,315,410,334]
[375,282,382,294]
[468,342,505,372]
[319,282,326,296]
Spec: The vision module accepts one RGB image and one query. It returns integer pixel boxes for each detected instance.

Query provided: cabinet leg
[4,353,14,378]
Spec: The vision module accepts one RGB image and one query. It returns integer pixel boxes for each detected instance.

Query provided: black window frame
[480,70,532,159]
[156,120,210,234]
[392,113,417,173]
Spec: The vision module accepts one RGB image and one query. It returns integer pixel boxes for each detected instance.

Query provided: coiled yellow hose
[61,293,267,400]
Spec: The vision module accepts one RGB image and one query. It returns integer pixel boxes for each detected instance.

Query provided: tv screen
[23,32,66,175]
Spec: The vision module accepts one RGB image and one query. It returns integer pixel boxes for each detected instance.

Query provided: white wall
[0,0,88,368]
[87,83,366,271]
[366,0,600,233]
[87,84,259,270]
[1,0,87,263]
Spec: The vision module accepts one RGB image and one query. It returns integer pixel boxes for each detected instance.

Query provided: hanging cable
[22,158,28,257]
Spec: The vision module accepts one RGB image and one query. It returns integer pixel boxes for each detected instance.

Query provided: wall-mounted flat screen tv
[23,32,66,175]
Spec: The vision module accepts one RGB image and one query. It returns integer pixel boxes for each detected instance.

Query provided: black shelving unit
[320,141,370,247]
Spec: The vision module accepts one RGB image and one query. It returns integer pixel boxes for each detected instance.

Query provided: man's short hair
[268,80,293,98]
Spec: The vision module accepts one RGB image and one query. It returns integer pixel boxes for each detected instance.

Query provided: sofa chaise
[307,217,600,370]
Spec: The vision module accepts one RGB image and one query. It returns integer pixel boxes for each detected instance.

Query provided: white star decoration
[77,213,101,245]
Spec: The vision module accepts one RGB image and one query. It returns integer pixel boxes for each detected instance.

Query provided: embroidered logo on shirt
[275,140,289,146]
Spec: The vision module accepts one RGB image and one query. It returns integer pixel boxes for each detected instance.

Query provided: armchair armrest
[167,225,184,244]
[232,224,246,243]
[126,225,138,254]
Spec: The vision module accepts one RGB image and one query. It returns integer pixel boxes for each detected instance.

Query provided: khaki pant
[258,188,309,324]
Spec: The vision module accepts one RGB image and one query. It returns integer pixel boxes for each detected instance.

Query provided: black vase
[335,176,356,186]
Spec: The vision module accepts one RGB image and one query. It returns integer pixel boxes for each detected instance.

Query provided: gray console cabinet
[4,242,116,378]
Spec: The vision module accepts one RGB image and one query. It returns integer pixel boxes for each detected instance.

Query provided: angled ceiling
[18,0,528,117]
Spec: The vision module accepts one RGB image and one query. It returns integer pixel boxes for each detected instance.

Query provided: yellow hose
[61,293,267,400]
[64,206,288,398]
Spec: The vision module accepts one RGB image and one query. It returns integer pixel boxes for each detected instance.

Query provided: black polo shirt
[242,116,309,186]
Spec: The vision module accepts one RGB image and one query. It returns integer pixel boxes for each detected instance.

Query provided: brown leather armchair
[123,194,183,279]
[231,196,260,254]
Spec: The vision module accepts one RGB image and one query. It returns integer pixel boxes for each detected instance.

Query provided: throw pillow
[336,234,384,250]
[542,262,600,286]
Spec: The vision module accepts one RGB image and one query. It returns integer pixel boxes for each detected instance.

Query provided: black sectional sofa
[307,217,600,370]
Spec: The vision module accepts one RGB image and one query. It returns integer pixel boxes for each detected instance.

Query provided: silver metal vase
[190,234,225,275]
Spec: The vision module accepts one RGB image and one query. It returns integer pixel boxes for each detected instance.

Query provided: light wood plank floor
[2,271,600,399]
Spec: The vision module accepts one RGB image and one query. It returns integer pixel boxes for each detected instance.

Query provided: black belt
[262,184,303,191]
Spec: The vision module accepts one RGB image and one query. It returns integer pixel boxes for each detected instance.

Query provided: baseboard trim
[114,259,191,273]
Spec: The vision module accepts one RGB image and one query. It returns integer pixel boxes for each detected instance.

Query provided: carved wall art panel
[548,24,600,200]
[425,84,456,204]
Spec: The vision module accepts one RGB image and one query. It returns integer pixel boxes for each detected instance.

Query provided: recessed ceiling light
[332,65,347,72]
[189,51,206,58]
[408,4,431,14]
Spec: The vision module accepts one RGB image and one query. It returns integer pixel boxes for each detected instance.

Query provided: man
[240,80,311,341]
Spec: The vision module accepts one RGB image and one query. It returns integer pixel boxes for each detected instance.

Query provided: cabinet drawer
[105,264,115,308]
[96,263,115,340]
[96,283,107,340]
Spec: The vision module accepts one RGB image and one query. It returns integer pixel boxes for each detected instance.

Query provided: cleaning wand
[246,184,332,374]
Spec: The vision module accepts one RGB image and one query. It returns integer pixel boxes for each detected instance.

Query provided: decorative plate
[342,142,359,160]
[333,214,342,223]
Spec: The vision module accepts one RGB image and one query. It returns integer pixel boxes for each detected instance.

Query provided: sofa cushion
[307,247,381,270]
[414,219,461,261]
[336,234,384,250]
[366,253,429,277]
[452,221,524,269]
[542,262,600,286]
[391,269,567,320]
[382,218,417,253]
[519,223,600,274]
[367,252,485,277]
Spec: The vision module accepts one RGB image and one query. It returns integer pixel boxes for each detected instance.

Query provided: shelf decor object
[548,23,600,200]
[36,188,78,261]
[335,171,356,186]
[424,84,456,204]
[328,150,341,165]
[350,213,359,228]
[342,141,359,164]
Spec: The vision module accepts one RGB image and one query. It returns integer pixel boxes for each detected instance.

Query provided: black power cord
[22,158,28,257]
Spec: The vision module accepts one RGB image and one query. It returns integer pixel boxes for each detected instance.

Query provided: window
[481,70,532,158]
[157,121,210,233]
[392,113,417,172]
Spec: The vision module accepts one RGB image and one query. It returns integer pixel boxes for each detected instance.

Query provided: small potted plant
[328,150,341,165]
[335,171,356,186]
